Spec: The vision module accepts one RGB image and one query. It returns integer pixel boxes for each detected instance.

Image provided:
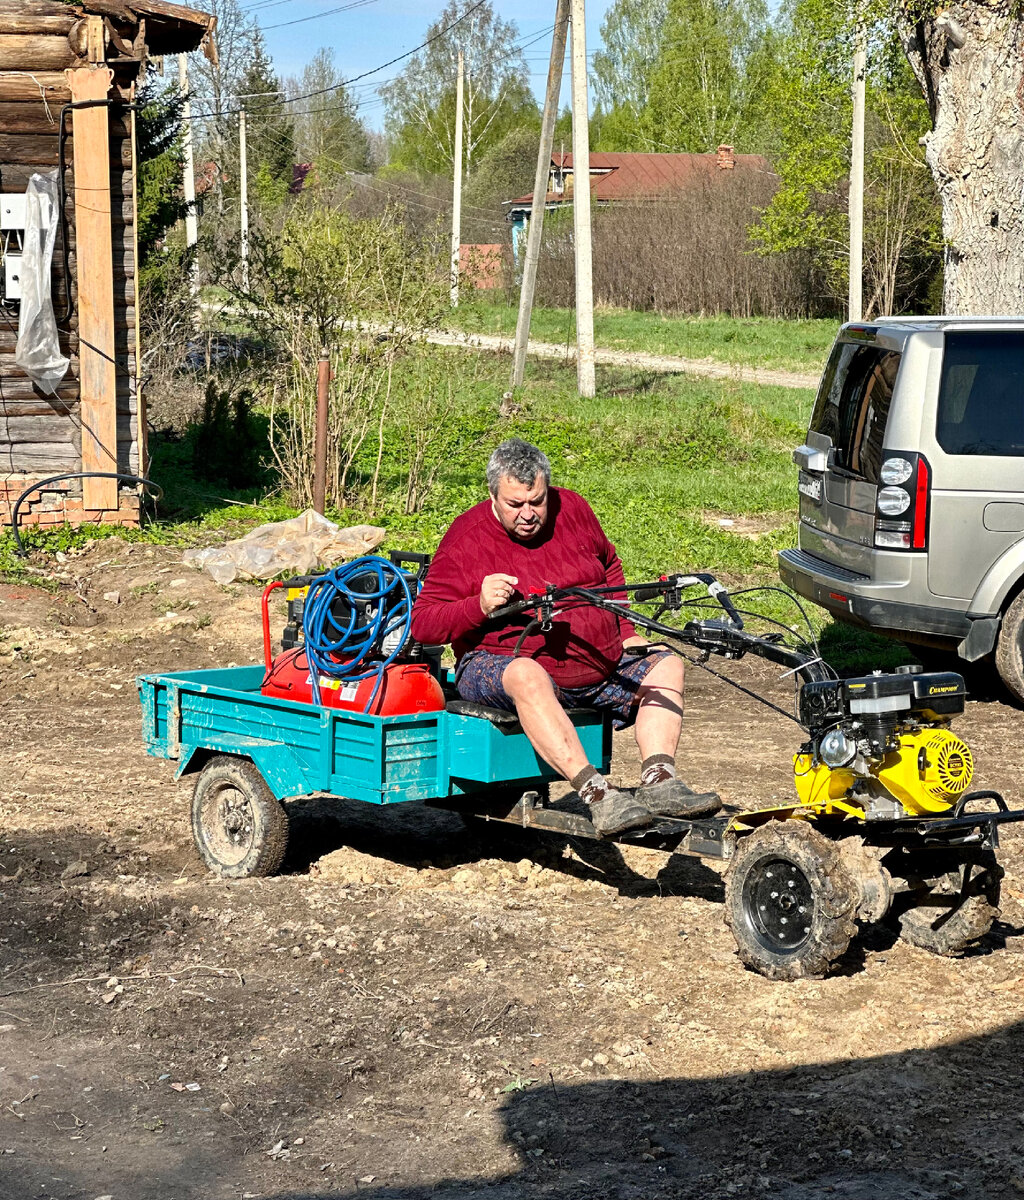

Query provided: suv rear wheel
[995,591,1024,704]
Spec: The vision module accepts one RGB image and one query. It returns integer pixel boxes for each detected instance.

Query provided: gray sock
[640,754,676,786]
[571,764,608,806]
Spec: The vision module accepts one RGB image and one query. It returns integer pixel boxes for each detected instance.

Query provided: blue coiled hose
[302,556,415,712]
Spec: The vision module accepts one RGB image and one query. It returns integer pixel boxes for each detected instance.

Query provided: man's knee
[502,656,556,701]
[640,653,684,693]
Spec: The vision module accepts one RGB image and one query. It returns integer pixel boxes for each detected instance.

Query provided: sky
[238,0,615,129]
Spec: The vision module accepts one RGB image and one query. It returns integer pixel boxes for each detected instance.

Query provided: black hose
[10,472,163,556]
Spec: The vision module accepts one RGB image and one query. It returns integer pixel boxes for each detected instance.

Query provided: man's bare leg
[500,657,588,779]
[633,653,685,760]
[632,653,721,817]
[500,657,651,836]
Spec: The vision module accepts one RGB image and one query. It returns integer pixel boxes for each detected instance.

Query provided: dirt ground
[3,539,1024,1200]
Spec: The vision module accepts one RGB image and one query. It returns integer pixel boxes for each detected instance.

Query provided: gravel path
[428,327,821,390]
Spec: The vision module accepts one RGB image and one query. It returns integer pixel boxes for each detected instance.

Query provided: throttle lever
[708,581,744,629]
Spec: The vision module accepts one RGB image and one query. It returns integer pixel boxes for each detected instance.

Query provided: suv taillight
[874,453,930,550]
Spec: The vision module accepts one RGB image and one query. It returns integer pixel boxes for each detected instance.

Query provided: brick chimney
[716,144,735,170]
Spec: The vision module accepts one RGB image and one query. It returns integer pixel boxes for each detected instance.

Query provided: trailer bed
[137,664,611,805]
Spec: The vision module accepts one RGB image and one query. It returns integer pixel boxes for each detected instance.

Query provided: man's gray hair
[486,439,551,495]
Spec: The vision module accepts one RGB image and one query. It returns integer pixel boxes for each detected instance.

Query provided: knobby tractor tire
[894,848,1002,956]
[724,820,858,982]
[995,591,1024,705]
[191,755,289,879]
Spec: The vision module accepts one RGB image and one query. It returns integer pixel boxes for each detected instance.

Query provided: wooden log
[0,414,79,444]
[0,72,131,104]
[0,105,131,137]
[0,15,76,36]
[0,164,135,190]
[0,38,80,72]
[0,446,81,472]
[0,135,134,168]
[0,329,76,354]
[70,307,136,333]
[0,395,78,417]
[0,353,135,383]
[68,245,135,276]
[0,1,77,16]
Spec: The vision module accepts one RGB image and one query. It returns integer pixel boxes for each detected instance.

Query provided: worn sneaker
[588,788,654,837]
[635,778,722,819]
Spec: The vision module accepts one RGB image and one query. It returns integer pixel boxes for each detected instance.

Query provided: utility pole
[239,108,250,292]
[177,53,198,295]
[848,30,866,322]
[450,49,464,307]
[510,0,569,389]
[313,349,330,515]
[569,0,595,397]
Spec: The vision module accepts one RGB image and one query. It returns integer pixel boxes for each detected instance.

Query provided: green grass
[0,342,902,670]
[447,298,838,375]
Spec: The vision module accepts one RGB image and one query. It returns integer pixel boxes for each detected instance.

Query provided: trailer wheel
[724,820,858,981]
[893,849,1001,956]
[191,755,289,879]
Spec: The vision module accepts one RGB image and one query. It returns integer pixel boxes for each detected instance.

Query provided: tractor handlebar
[487,576,830,685]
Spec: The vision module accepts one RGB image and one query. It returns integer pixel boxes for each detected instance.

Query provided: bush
[191,379,265,489]
[535,171,825,317]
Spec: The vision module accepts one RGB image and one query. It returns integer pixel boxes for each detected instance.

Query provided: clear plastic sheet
[15,170,69,395]
[183,510,386,584]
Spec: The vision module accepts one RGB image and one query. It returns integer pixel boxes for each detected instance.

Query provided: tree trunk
[901,2,1024,313]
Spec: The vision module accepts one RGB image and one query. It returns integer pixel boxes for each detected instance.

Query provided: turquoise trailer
[137,663,614,878]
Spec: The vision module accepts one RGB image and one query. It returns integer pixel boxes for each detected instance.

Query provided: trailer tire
[893,848,1001,956]
[191,755,289,879]
[724,820,858,981]
[996,591,1024,704]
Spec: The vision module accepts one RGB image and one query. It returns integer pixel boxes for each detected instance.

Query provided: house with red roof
[505,146,772,260]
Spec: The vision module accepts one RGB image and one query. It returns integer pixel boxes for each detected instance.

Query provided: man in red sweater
[411,439,721,837]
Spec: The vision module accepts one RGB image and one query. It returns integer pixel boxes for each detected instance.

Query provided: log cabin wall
[0,0,214,530]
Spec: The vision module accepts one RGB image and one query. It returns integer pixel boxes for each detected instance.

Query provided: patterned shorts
[455,647,676,731]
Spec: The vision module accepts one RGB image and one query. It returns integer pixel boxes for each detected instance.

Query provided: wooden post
[66,65,118,513]
[849,30,866,322]
[239,109,250,292]
[511,0,569,389]
[313,349,330,514]
[450,50,464,307]
[569,0,595,397]
[178,53,198,295]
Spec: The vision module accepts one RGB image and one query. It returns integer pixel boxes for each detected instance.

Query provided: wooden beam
[0,37,79,71]
[86,15,107,64]
[66,65,118,512]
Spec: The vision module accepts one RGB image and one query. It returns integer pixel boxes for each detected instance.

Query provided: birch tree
[896,0,1024,312]
[379,0,535,178]
[591,0,668,150]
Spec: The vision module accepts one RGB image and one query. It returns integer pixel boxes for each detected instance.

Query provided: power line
[188,0,488,121]
[264,0,381,31]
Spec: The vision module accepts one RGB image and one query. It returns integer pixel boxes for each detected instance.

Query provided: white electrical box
[4,252,21,300]
[1,194,26,231]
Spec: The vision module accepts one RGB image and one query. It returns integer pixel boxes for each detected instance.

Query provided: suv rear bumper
[778,548,972,641]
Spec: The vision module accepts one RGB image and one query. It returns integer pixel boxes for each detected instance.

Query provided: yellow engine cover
[793,754,856,811]
[875,729,974,814]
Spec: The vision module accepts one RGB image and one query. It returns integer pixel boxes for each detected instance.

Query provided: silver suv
[779,317,1024,700]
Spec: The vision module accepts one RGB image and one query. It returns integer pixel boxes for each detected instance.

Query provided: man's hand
[480,573,519,616]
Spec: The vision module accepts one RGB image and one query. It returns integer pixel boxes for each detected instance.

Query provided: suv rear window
[936,330,1024,455]
[809,342,901,482]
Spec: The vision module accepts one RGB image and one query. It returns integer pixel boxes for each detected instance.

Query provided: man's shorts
[454,647,676,731]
